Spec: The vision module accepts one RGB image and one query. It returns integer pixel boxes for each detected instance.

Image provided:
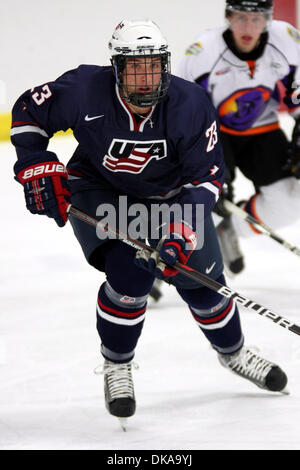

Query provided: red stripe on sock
[98,298,146,318]
[192,299,233,324]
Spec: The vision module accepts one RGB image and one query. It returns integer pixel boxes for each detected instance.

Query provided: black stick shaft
[224,199,300,257]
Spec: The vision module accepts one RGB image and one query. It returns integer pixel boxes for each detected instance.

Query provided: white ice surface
[1,114,300,450]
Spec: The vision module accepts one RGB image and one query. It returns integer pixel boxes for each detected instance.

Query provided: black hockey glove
[14,151,71,227]
[213,168,234,217]
[287,117,300,178]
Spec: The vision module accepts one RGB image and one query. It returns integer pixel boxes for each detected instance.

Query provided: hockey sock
[97,281,148,363]
[96,241,155,363]
[177,274,244,354]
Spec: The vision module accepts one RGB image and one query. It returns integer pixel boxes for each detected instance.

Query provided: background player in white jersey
[178,0,300,275]
[11,18,287,428]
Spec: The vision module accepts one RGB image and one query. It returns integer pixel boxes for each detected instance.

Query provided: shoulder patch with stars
[185,41,203,55]
[287,26,300,43]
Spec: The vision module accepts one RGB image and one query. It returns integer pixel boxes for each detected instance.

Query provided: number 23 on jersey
[31,84,52,106]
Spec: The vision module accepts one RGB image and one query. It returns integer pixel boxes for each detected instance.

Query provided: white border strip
[11,125,49,138]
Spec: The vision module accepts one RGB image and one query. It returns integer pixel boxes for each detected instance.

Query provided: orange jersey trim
[246,60,256,78]
[247,194,264,235]
[220,121,280,136]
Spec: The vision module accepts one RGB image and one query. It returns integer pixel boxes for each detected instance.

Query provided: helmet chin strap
[128,93,154,108]
[121,81,163,108]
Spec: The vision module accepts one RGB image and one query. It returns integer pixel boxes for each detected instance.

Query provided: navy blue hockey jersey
[11,65,224,217]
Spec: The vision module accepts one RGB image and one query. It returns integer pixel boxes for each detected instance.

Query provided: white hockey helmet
[108,20,171,107]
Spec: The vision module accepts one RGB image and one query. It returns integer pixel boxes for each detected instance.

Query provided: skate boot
[218,346,288,392]
[103,359,137,428]
[217,215,244,275]
[149,279,163,302]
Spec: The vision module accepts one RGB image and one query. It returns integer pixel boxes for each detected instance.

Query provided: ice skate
[102,359,137,429]
[218,346,288,393]
[217,215,245,276]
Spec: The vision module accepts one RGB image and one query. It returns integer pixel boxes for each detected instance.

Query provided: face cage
[112,51,171,108]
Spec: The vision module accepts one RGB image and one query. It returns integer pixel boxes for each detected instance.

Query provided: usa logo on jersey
[103,138,167,174]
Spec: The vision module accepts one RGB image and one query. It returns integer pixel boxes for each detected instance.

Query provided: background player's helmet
[225,0,273,19]
[109,20,171,108]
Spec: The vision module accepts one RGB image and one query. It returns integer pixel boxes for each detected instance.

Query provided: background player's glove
[286,117,300,178]
[213,168,234,217]
[14,151,71,227]
[135,222,197,280]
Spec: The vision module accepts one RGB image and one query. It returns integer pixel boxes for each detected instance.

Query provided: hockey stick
[67,204,300,337]
[223,199,300,257]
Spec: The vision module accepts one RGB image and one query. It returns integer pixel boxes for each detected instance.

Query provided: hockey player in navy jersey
[179,0,300,275]
[11,19,287,426]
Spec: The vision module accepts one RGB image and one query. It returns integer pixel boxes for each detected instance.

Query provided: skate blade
[149,288,163,302]
[118,418,128,432]
[279,387,290,396]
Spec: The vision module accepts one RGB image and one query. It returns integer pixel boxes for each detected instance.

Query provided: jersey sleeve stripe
[10,125,49,138]
[184,181,220,201]
[12,121,40,127]
[146,187,182,200]
[211,179,222,192]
